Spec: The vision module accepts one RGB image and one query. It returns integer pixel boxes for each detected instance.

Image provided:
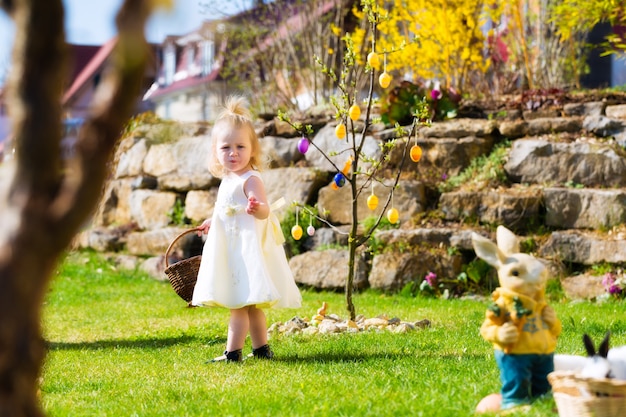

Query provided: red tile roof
[67,44,101,83]
[62,37,118,105]
[145,68,221,99]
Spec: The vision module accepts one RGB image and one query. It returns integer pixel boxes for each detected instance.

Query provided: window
[202,40,214,77]
[187,46,195,74]
[164,43,176,86]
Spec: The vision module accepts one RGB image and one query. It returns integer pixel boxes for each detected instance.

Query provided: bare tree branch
[0,0,14,14]
[0,0,152,414]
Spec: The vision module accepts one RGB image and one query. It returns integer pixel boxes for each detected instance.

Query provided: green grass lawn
[40,251,626,417]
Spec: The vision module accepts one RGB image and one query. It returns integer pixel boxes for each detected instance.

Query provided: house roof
[67,44,102,84]
[144,67,222,100]
[62,37,118,105]
[62,38,159,108]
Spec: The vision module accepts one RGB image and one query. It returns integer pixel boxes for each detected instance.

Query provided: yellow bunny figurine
[472,226,562,412]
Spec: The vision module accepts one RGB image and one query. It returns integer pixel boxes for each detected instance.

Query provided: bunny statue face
[472,226,548,300]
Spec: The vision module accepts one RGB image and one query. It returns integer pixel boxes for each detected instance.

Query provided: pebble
[267,302,431,337]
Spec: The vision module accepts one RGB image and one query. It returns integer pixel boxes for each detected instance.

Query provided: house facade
[143,0,349,122]
[143,20,234,123]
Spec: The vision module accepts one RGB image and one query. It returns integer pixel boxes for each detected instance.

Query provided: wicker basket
[164,228,202,304]
[548,371,626,417]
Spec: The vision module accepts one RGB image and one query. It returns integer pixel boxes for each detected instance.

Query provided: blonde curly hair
[208,95,263,178]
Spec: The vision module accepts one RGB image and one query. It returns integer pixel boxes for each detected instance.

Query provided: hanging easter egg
[291,224,303,240]
[342,158,352,175]
[335,123,346,139]
[366,194,379,211]
[334,172,346,187]
[297,137,310,154]
[387,208,399,224]
[410,145,422,162]
[307,225,315,236]
[348,104,361,121]
[367,51,380,69]
[331,181,339,190]
[379,72,392,89]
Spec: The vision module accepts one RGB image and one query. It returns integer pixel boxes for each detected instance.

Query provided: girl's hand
[243,176,269,219]
[246,196,263,215]
[197,219,211,236]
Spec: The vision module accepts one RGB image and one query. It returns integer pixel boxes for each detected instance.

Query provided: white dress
[191,170,302,309]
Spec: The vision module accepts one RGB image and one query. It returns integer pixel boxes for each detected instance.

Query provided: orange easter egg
[291,225,303,240]
[475,393,502,413]
[410,145,422,162]
[342,159,352,175]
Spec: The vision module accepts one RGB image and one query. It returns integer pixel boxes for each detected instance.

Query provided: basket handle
[165,227,202,268]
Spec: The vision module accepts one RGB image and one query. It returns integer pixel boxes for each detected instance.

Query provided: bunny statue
[472,226,562,412]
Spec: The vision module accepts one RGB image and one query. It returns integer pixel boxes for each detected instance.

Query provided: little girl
[191,96,301,362]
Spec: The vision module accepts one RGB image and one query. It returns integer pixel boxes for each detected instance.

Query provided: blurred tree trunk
[0,0,152,415]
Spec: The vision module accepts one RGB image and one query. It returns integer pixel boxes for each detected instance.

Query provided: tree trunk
[0,0,151,415]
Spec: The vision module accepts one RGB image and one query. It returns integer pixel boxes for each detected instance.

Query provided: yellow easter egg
[387,208,399,224]
[335,123,346,139]
[410,145,422,162]
[367,194,379,210]
[348,104,361,121]
[291,225,303,240]
[367,52,380,69]
[379,72,392,88]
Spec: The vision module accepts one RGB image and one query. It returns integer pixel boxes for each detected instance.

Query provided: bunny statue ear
[598,332,611,359]
[496,226,519,256]
[584,333,611,358]
[583,334,596,357]
[471,232,507,268]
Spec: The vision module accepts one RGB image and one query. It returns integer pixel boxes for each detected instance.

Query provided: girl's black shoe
[209,349,243,363]
[252,344,274,359]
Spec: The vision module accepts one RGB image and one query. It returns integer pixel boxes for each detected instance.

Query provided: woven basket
[164,228,202,304]
[548,371,626,417]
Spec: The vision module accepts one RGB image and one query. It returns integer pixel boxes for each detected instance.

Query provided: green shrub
[280,205,322,257]
[438,140,511,193]
[168,198,189,226]
[380,80,460,126]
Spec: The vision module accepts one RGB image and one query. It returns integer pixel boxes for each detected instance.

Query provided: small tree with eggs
[279,0,429,320]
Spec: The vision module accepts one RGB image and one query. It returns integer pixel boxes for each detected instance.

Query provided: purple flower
[608,285,622,295]
[430,89,442,101]
[603,272,624,296]
[602,273,616,290]
[425,271,437,286]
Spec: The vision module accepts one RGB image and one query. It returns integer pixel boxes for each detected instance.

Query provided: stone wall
[75,98,626,300]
